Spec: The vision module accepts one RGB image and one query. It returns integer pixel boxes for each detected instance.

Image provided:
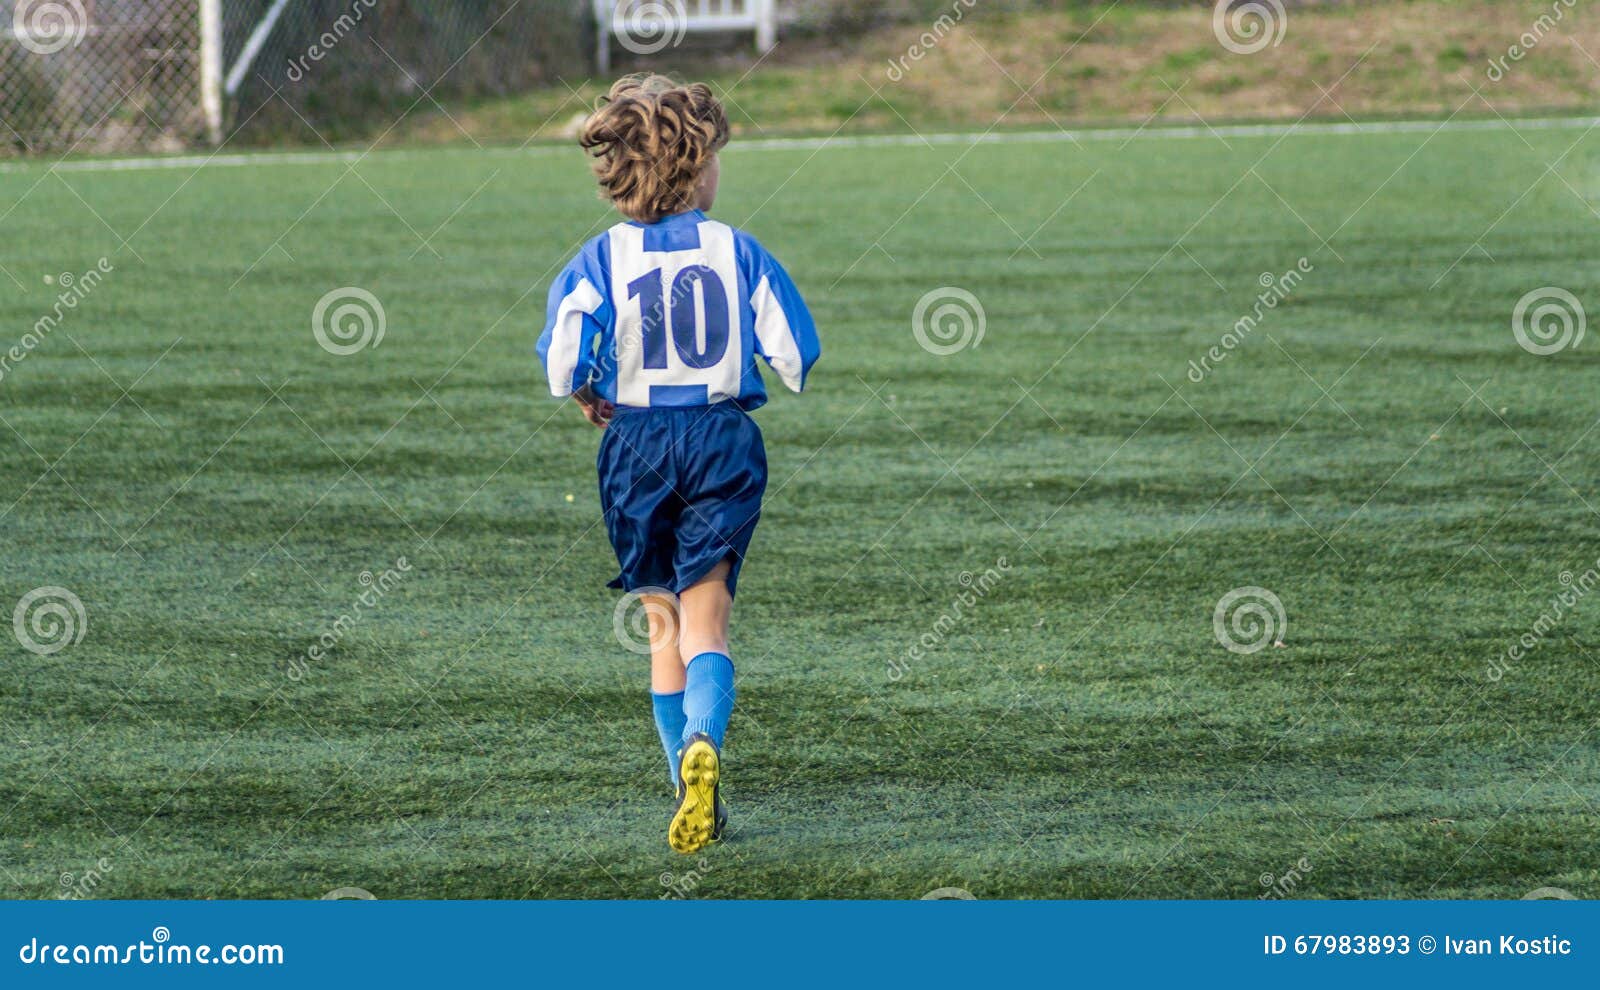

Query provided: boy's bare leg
[643,593,684,693]
[645,593,689,796]
[677,559,732,659]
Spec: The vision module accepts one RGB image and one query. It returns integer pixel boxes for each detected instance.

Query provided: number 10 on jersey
[627,265,730,370]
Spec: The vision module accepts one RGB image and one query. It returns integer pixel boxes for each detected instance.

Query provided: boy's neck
[634,209,705,226]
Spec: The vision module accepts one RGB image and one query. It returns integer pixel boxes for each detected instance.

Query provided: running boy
[537,75,820,854]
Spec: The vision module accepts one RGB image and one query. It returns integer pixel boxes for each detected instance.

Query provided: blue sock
[651,690,687,788]
[681,652,736,750]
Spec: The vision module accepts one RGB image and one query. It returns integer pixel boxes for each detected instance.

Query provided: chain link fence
[1,0,205,155]
[0,0,586,156]
[225,0,585,146]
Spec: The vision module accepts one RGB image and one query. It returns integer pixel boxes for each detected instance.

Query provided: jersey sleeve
[537,239,612,397]
[745,241,821,394]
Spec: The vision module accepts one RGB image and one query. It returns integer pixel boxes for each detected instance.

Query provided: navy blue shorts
[597,402,767,599]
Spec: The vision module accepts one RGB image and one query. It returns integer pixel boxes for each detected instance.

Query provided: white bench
[594,0,777,73]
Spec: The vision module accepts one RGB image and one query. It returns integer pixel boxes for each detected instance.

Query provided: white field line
[3,115,1597,175]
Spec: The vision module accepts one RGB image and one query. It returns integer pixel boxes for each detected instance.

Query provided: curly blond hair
[579,74,730,224]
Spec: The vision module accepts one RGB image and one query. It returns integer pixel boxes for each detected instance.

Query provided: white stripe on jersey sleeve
[751,273,804,393]
[544,277,604,396]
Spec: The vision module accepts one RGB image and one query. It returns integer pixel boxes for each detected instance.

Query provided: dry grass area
[395,1,1600,146]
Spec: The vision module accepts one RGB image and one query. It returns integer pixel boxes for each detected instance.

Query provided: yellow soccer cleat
[669,733,721,854]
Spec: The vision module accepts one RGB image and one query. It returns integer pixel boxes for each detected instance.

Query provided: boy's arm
[748,247,821,394]
[537,266,607,397]
[538,246,615,428]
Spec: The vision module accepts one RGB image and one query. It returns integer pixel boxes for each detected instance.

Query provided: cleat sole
[669,740,720,854]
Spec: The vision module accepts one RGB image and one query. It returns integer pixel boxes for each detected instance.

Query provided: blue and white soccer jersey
[539,208,819,410]
[537,209,820,596]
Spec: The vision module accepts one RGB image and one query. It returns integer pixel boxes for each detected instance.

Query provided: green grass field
[2,118,1598,899]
